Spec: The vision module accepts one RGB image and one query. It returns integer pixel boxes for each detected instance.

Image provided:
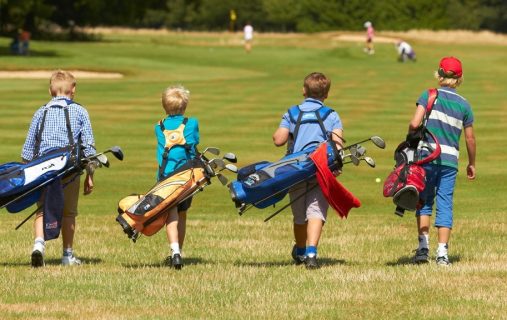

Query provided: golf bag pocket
[383,163,426,212]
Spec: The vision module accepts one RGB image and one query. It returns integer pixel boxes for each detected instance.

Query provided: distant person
[22,70,96,267]
[396,40,416,62]
[409,57,476,266]
[229,9,237,32]
[156,85,200,269]
[19,29,31,55]
[273,72,344,269]
[243,23,253,53]
[363,21,375,55]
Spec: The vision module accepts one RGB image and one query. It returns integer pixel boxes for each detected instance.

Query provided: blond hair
[303,72,331,100]
[434,71,463,88]
[49,70,76,96]
[162,85,190,115]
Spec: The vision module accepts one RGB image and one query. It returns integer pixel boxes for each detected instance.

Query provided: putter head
[225,163,238,173]
[216,173,228,185]
[97,154,110,168]
[370,136,386,149]
[203,147,220,156]
[364,156,376,168]
[223,152,238,163]
[109,146,124,161]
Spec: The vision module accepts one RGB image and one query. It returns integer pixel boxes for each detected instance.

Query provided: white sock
[418,234,429,250]
[63,248,73,257]
[33,237,45,253]
[437,243,448,257]
[170,242,180,256]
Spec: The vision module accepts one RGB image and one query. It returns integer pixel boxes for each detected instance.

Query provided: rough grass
[0,31,506,319]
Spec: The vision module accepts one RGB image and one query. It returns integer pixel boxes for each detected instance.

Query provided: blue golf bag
[229,141,342,213]
[0,147,79,213]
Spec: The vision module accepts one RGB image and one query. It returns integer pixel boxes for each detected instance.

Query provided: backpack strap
[287,105,333,153]
[158,117,189,180]
[415,89,441,164]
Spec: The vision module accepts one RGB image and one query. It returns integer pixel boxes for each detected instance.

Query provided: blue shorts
[416,164,458,228]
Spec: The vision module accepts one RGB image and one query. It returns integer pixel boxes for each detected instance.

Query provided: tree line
[1,0,505,39]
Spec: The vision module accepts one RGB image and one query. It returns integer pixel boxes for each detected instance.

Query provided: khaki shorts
[38,175,80,217]
[289,179,329,225]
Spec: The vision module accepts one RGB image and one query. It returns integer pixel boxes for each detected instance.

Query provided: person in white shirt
[396,40,416,62]
[243,23,253,53]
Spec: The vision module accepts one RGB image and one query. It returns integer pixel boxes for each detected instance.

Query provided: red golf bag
[383,89,441,216]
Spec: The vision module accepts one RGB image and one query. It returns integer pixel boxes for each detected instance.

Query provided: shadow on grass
[0,46,60,57]
[386,254,462,266]
[122,257,206,269]
[0,256,102,267]
[235,257,347,268]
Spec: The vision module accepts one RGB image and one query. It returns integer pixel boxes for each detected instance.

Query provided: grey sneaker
[305,255,320,269]
[436,255,451,266]
[62,255,82,266]
[413,248,430,264]
[291,245,306,265]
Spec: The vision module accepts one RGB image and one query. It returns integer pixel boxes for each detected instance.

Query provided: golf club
[216,173,228,185]
[343,136,386,150]
[202,147,220,157]
[223,152,238,163]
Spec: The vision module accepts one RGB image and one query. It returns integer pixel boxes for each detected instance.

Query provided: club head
[97,154,110,168]
[223,152,238,163]
[107,146,124,161]
[364,156,376,168]
[370,136,386,149]
[203,147,220,156]
[351,155,360,166]
[209,158,226,171]
[225,163,238,173]
[355,145,366,157]
[216,173,228,185]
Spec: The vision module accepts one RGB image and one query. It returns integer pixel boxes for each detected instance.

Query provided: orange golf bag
[116,159,210,242]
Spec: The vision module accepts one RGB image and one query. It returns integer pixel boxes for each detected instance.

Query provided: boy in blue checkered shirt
[22,70,96,267]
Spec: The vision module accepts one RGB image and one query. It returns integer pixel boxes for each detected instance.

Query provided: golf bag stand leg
[394,205,405,217]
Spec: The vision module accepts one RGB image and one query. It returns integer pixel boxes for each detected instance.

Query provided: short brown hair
[49,70,76,96]
[161,85,190,115]
[303,72,331,100]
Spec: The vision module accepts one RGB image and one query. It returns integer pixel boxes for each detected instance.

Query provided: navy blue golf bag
[229,141,342,213]
[0,147,79,213]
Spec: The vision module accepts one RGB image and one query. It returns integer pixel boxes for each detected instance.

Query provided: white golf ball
[375,178,381,183]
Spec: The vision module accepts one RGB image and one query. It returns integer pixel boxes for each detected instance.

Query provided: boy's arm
[408,104,426,132]
[80,109,96,157]
[464,125,476,180]
[331,128,344,149]
[273,127,289,146]
[21,110,42,161]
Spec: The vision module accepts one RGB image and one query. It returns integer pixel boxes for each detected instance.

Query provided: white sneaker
[62,255,82,266]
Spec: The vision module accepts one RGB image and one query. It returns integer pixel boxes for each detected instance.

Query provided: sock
[170,242,180,257]
[305,246,317,258]
[296,247,306,257]
[33,237,45,253]
[63,248,73,257]
[437,243,448,257]
[418,234,429,250]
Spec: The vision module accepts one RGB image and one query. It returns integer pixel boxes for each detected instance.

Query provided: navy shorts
[177,197,192,212]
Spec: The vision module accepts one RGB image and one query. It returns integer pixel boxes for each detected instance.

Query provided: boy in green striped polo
[408,57,476,266]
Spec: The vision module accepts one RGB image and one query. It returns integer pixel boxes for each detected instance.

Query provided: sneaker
[172,253,183,270]
[62,255,82,266]
[164,255,172,267]
[305,255,320,269]
[31,250,44,268]
[413,248,430,264]
[291,245,306,265]
[436,255,451,266]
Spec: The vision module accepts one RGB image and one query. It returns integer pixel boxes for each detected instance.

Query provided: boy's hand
[84,174,94,195]
[332,169,342,177]
[466,164,476,180]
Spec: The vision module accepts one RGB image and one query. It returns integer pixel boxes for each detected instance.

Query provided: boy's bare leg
[178,210,187,250]
[306,218,323,247]
[437,227,451,243]
[31,213,45,267]
[416,215,430,235]
[34,213,44,239]
[293,223,307,248]
[61,216,76,249]
[165,207,179,245]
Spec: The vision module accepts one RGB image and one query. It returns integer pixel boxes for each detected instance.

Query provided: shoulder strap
[33,109,48,158]
[158,117,189,180]
[33,102,75,158]
[422,88,438,127]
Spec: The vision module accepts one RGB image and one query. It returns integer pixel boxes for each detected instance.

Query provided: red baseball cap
[438,57,463,78]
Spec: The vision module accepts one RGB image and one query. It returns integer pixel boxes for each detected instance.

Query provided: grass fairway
[0,31,506,319]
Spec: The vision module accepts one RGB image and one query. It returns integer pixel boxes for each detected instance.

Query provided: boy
[156,85,199,269]
[273,72,343,269]
[396,40,416,62]
[409,57,476,266]
[363,21,375,55]
[22,70,96,267]
[243,22,253,53]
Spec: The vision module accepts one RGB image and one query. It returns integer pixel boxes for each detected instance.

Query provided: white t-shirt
[397,41,412,55]
[244,25,253,41]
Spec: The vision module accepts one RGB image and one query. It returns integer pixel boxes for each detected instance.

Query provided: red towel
[309,143,361,218]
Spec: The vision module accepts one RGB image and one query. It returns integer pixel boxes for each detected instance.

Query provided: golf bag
[383,88,441,216]
[116,159,211,242]
[229,140,343,213]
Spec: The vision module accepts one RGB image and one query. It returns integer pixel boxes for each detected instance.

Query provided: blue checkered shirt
[22,96,96,161]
